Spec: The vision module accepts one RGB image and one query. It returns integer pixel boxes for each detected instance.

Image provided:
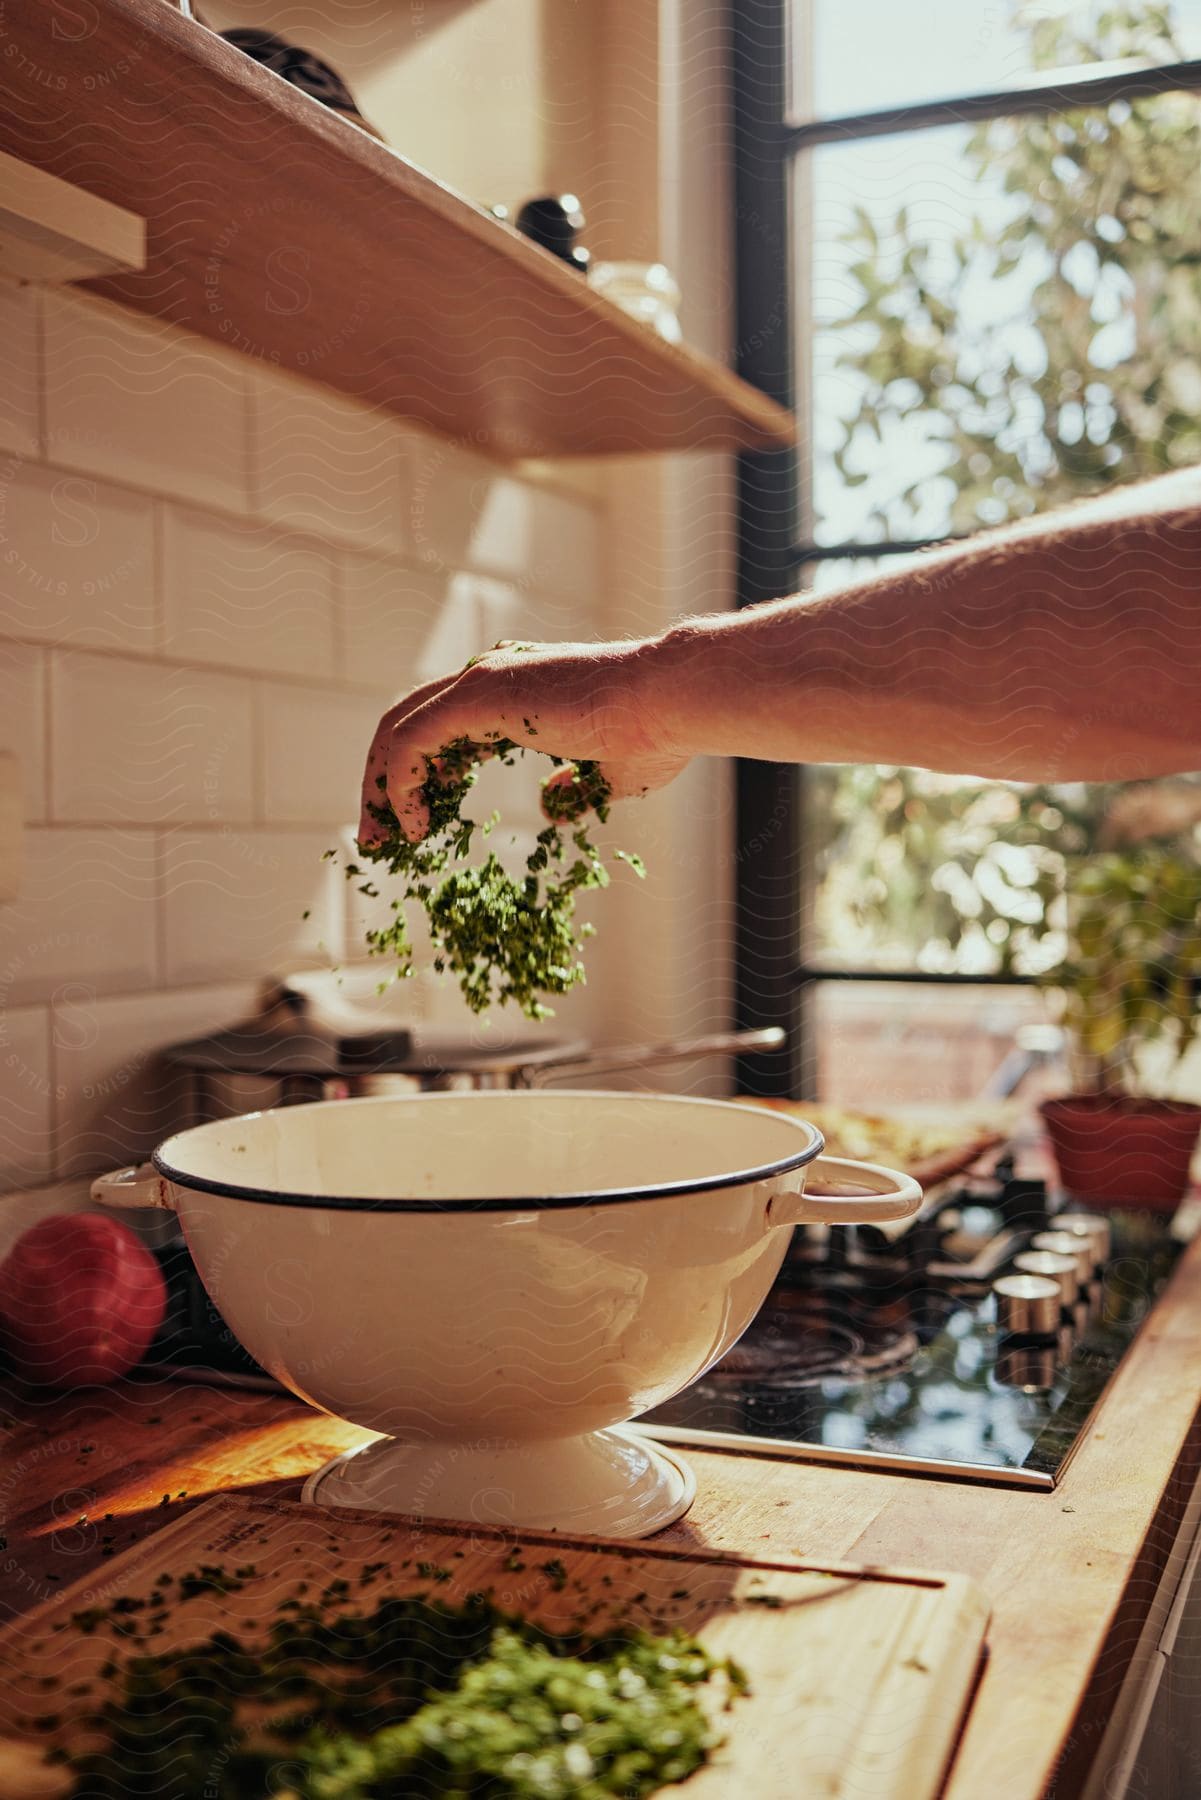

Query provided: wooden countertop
[3,1231,1200,1800]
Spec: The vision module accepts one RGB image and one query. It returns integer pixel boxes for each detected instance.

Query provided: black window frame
[729,0,1201,1098]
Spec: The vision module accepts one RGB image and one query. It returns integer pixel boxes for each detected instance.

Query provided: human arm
[359,468,1201,845]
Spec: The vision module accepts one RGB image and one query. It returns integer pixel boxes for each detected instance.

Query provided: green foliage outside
[1057,851,1201,1093]
[810,1,1201,1024]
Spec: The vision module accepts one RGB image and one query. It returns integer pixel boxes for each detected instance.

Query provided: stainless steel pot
[162,984,786,1126]
[338,1026,788,1093]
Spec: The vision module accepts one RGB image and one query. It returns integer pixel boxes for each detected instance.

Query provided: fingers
[540,766,581,814]
[360,645,555,846]
[356,637,687,851]
[359,661,545,848]
[382,684,544,843]
[358,670,465,846]
[538,753,684,823]
[540,763,607,822]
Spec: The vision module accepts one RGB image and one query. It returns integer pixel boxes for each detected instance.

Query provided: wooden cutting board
[0,1494,988,1799]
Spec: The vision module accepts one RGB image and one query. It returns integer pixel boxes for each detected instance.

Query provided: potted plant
[1038,849,1201,1207]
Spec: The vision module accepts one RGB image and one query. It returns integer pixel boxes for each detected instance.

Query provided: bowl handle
[91,1163,176,1211]
[768,1154,923,1227]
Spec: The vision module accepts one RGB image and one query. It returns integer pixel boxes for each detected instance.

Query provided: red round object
[0,1212,167,1386]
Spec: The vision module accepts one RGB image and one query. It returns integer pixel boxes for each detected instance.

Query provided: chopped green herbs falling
[62,1589,745,1800]
[351,739,646,1021]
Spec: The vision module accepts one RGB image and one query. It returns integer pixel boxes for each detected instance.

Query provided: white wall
[0,282,606,1201]
[196,0,604,220]
[587,0,740,1085]
[0,0,741,1221]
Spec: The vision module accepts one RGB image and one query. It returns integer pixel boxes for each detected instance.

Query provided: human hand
[358,637,689,846]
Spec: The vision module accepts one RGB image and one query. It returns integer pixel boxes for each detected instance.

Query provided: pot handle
[91,1163,175,1211]
[521,1026,785,1087]
[768,1155,923,1227]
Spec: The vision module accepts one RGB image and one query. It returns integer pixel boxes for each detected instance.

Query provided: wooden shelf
[0,0,797,460]
[0,148,145,285]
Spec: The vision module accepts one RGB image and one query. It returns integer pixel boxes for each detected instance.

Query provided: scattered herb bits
[58,1587,744,1800]
[351,739,645,1021]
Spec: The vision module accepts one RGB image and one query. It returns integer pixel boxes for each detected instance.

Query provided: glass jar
[589,261,683,343]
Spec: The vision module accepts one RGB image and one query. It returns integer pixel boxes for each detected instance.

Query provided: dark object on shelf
[219,28,383,139]
[515,194,590,274]
[1040,1094,1201,1209]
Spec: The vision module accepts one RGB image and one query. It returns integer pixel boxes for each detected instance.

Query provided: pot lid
[164,1021,357,1077]
[339,1030,590,1075]
[163,1004,586,1078]
[164,984,385,1076]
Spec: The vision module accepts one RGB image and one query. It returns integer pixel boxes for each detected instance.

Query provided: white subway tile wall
[0,828,160,1005]
[160,827,345,986]
[338,552,455,686]
[0,642,47,821]
[259,687,385,825]
[0,461,156,652]
[0,1003,53,1188]
[407,447,603,620]
[43,290,252,513]
[250,364,410,554]
[50,653,256,825]
[162,506,338,679]
[0,282,40,458]
[0,282,603,1192]
[52,981,258,1178]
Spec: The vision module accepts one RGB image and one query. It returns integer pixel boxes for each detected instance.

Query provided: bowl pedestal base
[300,1425,696,1538]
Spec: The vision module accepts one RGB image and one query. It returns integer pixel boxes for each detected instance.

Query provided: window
[731,0,1201,1102]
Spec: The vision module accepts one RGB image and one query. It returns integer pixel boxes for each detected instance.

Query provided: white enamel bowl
[95,1092,921,1537]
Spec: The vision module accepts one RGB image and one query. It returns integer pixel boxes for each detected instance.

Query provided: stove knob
[1032,1230,1093,1286]
[1014,1248,1079,1313]
[1053,1213,1110,1270]
[995,1340,1058,1392]
[993,1272,1061,1337]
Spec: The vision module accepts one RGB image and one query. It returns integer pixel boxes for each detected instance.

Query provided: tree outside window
[805,2,1201,987]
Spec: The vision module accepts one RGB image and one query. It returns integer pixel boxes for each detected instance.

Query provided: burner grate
[642,1163,1186,1486]
[711,1299,921,1387]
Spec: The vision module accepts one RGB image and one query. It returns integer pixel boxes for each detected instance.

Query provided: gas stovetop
[639,1156,1190,1488]
[143,1146,1193,1490]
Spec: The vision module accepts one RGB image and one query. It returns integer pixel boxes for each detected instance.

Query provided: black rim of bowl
[151,1094,826,1213]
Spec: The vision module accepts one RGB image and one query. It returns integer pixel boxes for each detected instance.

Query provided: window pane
[804,763,1059,976]
[793,0,1201,124]
[797,561,1201,982]
[796,55,1201,982]
[808,120,1014,546]
[803,756,1201,976]
[802,551,926,594]
[805,78,1201,547]
[798,563,1201,980]
[812,981,1049,1105]
[771,10,1201,1097]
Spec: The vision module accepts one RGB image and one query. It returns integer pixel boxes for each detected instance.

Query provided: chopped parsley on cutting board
[49,1581,744,1800]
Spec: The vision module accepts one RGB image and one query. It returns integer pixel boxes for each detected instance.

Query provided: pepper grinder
[514,195,590,276]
